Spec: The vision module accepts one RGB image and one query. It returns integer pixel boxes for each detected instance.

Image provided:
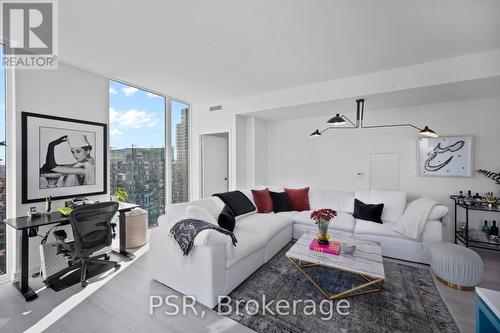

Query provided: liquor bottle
[467,190,472,198]
[459,191,464,198]
[490,220,498,236]
[482,220,490,235]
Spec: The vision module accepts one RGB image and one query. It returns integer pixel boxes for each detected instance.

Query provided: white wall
[11,63,109,276]
[235,115,248,189]
[190,103,238,199]
[254,118,268,185]
[266,97,500,241]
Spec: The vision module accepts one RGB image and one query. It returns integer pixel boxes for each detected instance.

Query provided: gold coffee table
[286,233,385,300]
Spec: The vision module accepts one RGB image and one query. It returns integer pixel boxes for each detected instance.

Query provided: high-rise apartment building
[172,108,189,203]
[110,148,165,226]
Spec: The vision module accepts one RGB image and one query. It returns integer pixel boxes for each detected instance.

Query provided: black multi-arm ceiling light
[310,99,438,138]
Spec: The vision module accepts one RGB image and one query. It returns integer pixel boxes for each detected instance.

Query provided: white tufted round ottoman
[429,243,483,290]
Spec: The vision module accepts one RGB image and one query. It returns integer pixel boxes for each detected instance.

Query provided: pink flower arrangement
[310,208,337,224]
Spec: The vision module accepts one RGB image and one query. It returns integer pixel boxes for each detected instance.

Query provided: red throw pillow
[251,188,273,213]
[284,187,310,211]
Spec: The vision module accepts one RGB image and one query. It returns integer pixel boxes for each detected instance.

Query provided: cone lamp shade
[418,126,438,138]
[327,114,346,126]
[309,129,322,137]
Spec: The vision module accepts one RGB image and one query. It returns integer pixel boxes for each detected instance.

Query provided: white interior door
[202,133,229,197]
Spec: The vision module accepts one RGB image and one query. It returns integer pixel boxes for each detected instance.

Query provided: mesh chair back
[69,202,119,257]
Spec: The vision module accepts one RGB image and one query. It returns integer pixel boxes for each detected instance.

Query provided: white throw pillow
[185,205,218,225]
[428,205,449,221]
[370,190,407,223]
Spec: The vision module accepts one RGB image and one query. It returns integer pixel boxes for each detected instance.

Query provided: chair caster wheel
[114,263,121,270]
[81,281,88,288]
[104,254,110,260]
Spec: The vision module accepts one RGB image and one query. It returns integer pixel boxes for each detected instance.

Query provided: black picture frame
[22,112,107,203]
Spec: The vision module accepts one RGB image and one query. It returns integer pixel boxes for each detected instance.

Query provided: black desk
[2,202,139,301]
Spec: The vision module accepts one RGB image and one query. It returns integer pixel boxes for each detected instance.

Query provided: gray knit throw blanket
[170,219,237,255]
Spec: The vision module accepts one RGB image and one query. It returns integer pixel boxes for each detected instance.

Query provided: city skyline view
[109,80,189,225]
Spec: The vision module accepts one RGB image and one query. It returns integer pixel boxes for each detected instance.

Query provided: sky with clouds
[0,52,188,165]
[109,80,188,150]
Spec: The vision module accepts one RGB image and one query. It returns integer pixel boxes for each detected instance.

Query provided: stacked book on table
[309,239,341,255]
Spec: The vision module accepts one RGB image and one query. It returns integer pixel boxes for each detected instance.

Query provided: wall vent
[209,105,223,112]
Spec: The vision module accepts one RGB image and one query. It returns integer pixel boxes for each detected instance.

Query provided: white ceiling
[245,77,500,121]
[60,0,500,103]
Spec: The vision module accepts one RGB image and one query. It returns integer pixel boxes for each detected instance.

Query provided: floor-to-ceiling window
[170,100,189,204]
[109,80,166,226]
[0,44,6,276]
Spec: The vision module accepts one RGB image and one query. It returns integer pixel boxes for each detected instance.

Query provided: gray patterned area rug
[222,242,459,333]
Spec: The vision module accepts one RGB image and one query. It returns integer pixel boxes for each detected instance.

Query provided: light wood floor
[433,248,500,333]
[0,245,498,332]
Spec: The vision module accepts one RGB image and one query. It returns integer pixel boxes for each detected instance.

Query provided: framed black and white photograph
[22,112,107,203]
[418,135,473,177]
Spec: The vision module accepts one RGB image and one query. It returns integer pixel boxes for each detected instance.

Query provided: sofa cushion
[237,212,293,242]
[213,190,256,216]
[284,187,310,211]
[218,205,235,232]
[355,189,407,223]
[292,210,355,233]
[353,199,384,224]
[354,219,410,239]
[251,188,274,213]
[309,189,355,213]
[226,228,266,269]
[269,191,293,213]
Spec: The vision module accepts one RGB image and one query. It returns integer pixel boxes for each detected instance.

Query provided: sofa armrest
[421,220,443,257]
[150,215,228,308]
[428,205,449,221]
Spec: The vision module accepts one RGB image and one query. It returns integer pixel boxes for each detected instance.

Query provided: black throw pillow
[218,205,235,232]
[213,190,256,216]
[269,191,293,213]
[353,199,384,224]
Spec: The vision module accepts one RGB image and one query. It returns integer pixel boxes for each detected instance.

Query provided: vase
[316,218,330,245]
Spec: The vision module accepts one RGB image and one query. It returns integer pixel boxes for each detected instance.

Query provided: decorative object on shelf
[45,196,52,213]
[114,187,128,202]
[310,208,337,245]
[486,192,497,209]
[460,223,466,236]
[22,112,107,203]
[57,207,73,216]
[490,220,498,237]
[476,169,500,185]
[309,99,438,138]
[488,235,499,242]
[482,221,490,235]
[418,136,472,177]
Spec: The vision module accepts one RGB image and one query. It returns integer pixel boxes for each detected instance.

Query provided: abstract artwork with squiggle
[418,136,472,177]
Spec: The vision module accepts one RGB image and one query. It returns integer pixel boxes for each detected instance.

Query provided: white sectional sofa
[150,187,448,308]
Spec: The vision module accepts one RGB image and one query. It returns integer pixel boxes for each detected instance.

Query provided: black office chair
[51,202,121,287]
